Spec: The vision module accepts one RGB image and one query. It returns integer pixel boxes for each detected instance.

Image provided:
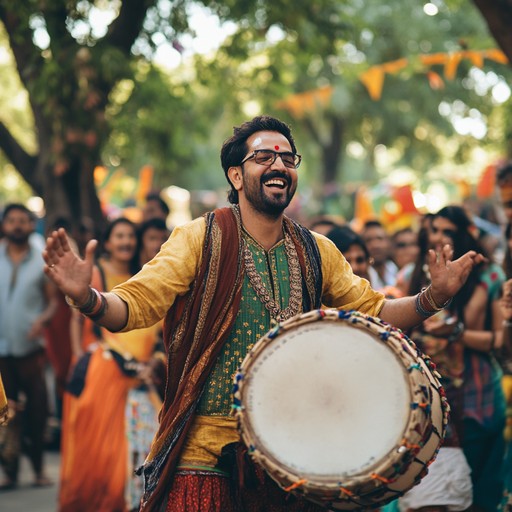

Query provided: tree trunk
[472,0,512,63]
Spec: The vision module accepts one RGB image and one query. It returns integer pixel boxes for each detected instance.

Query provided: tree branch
[42,2,78,54]
[104,0,157,53]
[0,7,45,91]
[0,121,37,183]
[472,0,512,63]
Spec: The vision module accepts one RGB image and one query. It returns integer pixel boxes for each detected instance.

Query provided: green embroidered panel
[196,235,294,416]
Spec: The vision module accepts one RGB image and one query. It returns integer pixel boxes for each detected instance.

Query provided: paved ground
[1,450,60,512]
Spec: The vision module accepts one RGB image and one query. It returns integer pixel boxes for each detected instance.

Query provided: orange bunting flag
[279,48,508,106]
[427,71,445,90]
[352,186,376,230]
[136,165,154,205]
[420,53,449,66]
[485,49,509,64]
[276,86,333,118]
[444,53,463,80]
[466,50,484,69]
[359,67,386,100]
[476,164,497,199]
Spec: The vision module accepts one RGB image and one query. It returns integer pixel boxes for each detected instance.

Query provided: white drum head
[244,321,411,479]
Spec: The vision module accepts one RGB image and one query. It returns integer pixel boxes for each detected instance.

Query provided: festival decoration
[277,49,509,115]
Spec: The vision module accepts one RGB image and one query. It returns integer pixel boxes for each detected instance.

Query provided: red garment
[165,472,325,512]
[44,291,72,399]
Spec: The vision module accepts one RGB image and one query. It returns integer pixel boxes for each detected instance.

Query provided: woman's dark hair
[504,223,512,279]
[408,205,487,320]
[326,225,370,260]
[220,115,297,204]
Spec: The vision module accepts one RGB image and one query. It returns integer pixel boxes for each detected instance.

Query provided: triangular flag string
[277,48,509,112]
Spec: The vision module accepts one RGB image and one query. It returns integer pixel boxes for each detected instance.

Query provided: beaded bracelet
[424,285,452,311]
[86,292,108,321]
[415,286,452,319]
[65,287,107,320]
[65,288,97,312]
[415,290,436,318]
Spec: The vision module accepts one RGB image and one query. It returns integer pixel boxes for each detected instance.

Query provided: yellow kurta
[113,217,385,331]
[111,216,385,471]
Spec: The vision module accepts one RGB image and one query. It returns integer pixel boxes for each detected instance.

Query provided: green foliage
[0,0,511,220]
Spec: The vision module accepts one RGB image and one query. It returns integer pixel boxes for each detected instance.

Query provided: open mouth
[263,178,288,190]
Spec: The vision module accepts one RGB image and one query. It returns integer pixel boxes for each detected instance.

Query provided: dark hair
[391,227,415,242]
[362,220,384,231]
[137,217,168,240]
[504,223,512,279]
[326,225,370,260]
[133,217,169,273]
[145,192,170,216]
[2,203,34,222]
[220,115,297,204]
[497,161,512,185]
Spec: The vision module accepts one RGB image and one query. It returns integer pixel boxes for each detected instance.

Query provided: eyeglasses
[348,256,368,265]
[240,149,302,169]
[395,242,417,249]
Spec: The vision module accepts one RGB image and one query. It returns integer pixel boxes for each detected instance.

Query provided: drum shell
[233,309,448,510]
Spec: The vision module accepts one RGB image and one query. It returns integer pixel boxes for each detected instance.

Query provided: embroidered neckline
[242,229,302,322]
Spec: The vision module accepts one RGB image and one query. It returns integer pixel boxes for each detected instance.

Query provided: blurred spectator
[308,214,345,236]
[60,218,163,511]
[391,227,419,270]
[497,162,512,217]
[135,218,170,269]
[72,217,95,258]
[0,204,58,490]
[399,205,505,510]
[361,220,398,290]
[325,225,370,281]
[142,192,170,223]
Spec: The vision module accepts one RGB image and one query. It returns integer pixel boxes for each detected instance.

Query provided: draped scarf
[139,206,323,510]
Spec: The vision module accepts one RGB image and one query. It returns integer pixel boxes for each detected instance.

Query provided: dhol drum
[232,309,448,510]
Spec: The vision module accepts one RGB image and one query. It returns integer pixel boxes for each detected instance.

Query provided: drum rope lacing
[232,309,450,508]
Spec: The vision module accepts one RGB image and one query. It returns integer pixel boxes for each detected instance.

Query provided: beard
[243,170,296,218]
[4,230,30,245]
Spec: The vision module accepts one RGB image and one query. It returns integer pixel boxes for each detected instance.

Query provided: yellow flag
[359,67,386,100]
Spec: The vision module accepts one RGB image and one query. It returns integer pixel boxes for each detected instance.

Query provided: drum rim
[233,309,448,501]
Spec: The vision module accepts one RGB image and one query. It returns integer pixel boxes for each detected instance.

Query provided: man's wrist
[65,288,94,310]
[427,286,452,310]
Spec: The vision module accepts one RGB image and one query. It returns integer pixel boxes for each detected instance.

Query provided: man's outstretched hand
[43,228,97,305]
[428,244,486,306]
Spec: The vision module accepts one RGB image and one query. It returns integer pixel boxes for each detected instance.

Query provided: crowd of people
[0,115,511,511]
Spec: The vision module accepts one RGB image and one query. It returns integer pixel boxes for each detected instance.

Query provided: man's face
[362,226,390,265]
[429,216,457,251]
[235,131,298,217]
[2,209,34,245]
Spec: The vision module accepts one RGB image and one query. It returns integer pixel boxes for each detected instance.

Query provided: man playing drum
[43,116,483,512]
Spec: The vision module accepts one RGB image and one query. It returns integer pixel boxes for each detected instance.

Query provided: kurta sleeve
[112,217,206,331]
[315,232,386,317]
